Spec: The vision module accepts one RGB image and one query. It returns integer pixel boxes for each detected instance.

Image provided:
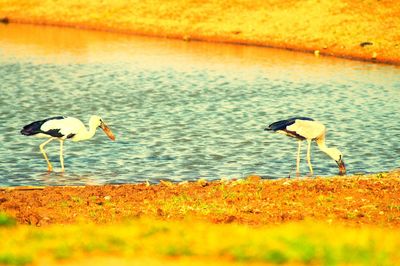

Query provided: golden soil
[1,172,400,227]
[0,0,400,65]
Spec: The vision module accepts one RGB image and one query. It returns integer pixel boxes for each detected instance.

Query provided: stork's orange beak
[337,159,346,175]
[100,122,115,141]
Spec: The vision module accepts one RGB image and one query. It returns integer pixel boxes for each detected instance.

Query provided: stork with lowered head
[265,117,346,176]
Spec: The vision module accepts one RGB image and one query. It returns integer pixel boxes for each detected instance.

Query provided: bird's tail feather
[20,121,42,136]
[265,120,290,131]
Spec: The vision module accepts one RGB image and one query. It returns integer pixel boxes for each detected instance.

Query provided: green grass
[0,219,399,265]
[0,213,16,227]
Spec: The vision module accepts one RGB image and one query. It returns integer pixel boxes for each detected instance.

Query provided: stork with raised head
[265,117,346,176]
[21,115,115,172]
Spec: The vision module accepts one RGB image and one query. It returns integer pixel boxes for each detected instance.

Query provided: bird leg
[306,139,314,176]
[296,140,302,177]
[39,138,55,172]
[59,139,65,172]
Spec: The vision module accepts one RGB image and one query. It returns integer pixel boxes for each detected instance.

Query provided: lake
[0,23,399,186]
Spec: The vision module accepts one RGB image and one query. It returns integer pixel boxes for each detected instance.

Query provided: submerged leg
[39,138,55,172]
[59,139,65,172]
[306,139,313,176]
[296,140,302,177]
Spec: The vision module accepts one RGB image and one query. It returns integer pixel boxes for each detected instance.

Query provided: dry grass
[1,217,400,265]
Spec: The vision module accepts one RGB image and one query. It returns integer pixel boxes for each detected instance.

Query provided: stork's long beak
[336,159,346,175]
[100,122,115,141]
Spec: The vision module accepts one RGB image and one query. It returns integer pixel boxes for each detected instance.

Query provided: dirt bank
[0,0,399,65]
[1,171,399,227]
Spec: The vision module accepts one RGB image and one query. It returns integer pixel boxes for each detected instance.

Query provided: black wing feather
[265,117,314,131]
[20,116,65,137]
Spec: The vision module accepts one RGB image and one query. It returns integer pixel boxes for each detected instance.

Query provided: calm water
[0,24,399,186]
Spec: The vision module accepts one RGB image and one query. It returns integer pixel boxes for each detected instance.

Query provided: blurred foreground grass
[1,214,400,266]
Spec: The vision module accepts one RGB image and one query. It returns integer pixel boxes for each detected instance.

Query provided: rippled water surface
[0,24,399,186]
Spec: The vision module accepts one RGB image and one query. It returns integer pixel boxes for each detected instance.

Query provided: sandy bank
[0,0,399,65]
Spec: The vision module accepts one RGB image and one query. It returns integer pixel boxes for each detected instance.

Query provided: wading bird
[265,117,346,176]
[21,115,115,172]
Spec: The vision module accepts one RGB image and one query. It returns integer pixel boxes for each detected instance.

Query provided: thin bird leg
[59,139,65,172]
[306,139,313,176]
[39,138,55,172]
[296,140,302,177]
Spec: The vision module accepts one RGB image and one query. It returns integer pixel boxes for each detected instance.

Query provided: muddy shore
[0,0,400,65]
[1,171,399,227]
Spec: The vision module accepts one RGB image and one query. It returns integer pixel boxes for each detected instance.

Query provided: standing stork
[21,115,115,172]
[265,117,346,176]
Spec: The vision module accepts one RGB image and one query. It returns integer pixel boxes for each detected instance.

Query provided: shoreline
[4,19,400,66]
[1,0,400,65]
[1,170,399,227]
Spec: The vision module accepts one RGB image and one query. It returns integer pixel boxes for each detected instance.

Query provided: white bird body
[21,115,115,172]
[33,117,82,139]
[38,116,105,142]
[284,119,326,140]
[266,117,346,176]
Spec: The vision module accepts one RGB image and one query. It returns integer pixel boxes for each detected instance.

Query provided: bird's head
[90,115,115,141]
[330,148,346,175]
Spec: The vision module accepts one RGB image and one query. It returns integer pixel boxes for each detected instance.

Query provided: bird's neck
[74,120,98,141]
[316,137,335,160]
